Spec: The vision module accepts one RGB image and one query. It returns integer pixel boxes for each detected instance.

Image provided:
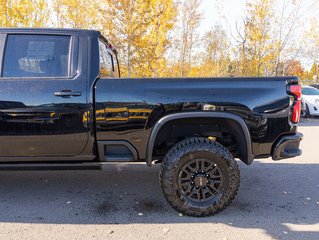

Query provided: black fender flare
[146,112,254,166]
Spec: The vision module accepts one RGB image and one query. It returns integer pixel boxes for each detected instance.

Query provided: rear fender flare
[146,112,254,166]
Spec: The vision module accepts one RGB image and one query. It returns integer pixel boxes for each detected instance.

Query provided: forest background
[1,0,319,84]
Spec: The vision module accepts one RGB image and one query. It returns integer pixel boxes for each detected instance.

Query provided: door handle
[54,90,82,97]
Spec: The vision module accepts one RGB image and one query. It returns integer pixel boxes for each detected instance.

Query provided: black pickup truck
[0,28,303,217]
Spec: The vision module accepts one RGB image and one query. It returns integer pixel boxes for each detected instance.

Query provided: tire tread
[160,137,240,217]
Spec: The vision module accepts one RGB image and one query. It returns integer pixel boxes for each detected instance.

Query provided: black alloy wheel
[178,158,223,202]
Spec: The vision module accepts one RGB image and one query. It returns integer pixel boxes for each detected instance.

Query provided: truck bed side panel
[94,77,297,159]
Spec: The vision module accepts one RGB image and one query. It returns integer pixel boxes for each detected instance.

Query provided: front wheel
[160,137,240,217]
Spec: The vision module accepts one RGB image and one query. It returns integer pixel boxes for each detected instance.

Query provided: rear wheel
[160,137,240,217]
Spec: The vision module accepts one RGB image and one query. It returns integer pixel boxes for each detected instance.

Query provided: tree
[32,0,50,27]
[283,60,305,78]
[234,0,302,77]
[133,0,177,77]
[0,0,50,27]
[308,62,319,81]
[200,25,230,77]
[53,0,100,28]
[101,0,177,78]
[304,18,319,82]
[271,0,302,75]
[178,0,202,77]
[234,0,275,76]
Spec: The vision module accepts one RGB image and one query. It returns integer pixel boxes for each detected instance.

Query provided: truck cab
[0,29,118,162]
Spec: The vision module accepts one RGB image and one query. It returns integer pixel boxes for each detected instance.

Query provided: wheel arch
[146,112,254,166]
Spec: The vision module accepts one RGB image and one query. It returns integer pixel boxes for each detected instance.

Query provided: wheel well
[151,117,250,164]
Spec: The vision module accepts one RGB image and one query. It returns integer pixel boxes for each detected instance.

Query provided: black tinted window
[2,35,71,78]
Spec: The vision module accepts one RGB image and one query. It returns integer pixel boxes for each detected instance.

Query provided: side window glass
[2,35,71,78]
[99,40,114,77]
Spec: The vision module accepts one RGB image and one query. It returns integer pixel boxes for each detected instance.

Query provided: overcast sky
[198,0,319,68]
[200,0,318,32]
[200,0,318,33]
[200,0,244,34]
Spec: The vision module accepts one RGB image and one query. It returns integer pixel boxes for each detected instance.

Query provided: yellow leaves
[233,0,278,76]
[198,25,230,77]
[307,18,319,60]
[54,0,100,28]
[0,0,310,80]
[0,0,49,27]
[308,63,318,81]
[102,0,177,77]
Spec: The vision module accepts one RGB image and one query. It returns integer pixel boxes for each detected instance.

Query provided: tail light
[287,84,302,123]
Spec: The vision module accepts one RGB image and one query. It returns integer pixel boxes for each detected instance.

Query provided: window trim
[98,39,115,78]
[0,33,79,80]
[108,51,115,73]
[113,52,121,78]
[98,36,120,78]
[0,34,6,76]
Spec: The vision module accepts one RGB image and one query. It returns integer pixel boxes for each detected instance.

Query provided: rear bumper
[272,132,303,160]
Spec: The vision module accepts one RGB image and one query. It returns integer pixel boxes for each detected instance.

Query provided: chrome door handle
[54,91,82,97]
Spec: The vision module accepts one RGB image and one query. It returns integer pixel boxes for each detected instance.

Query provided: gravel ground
[0,118,318,240]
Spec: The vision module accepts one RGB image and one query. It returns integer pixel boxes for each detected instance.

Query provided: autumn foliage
[0,0,318,82]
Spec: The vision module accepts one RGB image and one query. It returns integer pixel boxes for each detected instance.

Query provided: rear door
[0,33,89,158]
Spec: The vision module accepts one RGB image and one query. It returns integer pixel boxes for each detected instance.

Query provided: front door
[0,33,88,158]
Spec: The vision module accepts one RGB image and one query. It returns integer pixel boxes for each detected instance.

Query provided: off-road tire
[160,137,240,217]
